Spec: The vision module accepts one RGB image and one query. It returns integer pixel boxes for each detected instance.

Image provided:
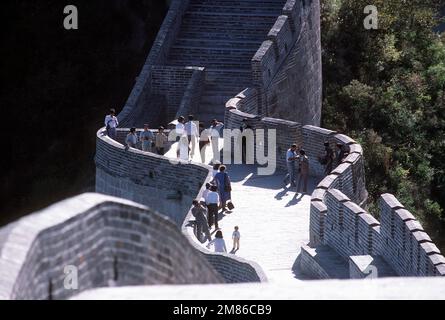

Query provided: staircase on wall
[166,0,285,124]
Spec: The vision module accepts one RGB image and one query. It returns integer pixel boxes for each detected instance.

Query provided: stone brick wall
[118,65,204,128]
[95,128,210,226]
[0,194,223,300]
[95,128,268,285]
[118,0,191,127]
[315,190,445,277]
[182,222,267,284]
[174,67,206,121]
[379,194,445,277]
[300,245,330,279]
[324,189,379,258]
[252,0,322,126]
[151,66,205,122]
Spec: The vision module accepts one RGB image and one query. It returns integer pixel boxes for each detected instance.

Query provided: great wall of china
[1,0,444,300]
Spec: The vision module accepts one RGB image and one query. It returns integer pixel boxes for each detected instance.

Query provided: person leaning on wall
[125,128,138,150]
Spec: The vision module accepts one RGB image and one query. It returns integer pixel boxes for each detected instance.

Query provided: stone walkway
[165,139,317,283]
[214,164,317,283]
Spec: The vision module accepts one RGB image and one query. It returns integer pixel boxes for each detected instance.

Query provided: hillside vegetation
[321,0,445,247]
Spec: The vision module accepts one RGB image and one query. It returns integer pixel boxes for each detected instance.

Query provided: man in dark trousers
[191,200,212,243]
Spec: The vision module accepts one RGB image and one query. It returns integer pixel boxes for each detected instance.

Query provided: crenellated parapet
[251,0,322,125]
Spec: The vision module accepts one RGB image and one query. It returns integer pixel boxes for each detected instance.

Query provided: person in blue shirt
[283,144,299,187]
[140,124,154,152]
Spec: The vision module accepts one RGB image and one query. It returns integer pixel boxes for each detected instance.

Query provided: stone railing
[118,0,190,126]
[0,193,223,300]
[95,128,268,283]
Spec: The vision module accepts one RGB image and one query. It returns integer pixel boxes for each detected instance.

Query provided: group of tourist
[104,108,348,256]
[105,111,225,162]
[175,115,224,162]
[318,141,349,175]
[104,109,183,156]
[284,141,349,193]
[284,144,310,193]
[124,124,168,155]
[191,164,240,254]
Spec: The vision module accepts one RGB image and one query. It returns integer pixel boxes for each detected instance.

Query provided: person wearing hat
[140,124,154,153]
[104,108,119,140]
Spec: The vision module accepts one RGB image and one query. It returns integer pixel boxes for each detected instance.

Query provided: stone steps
[182,15,278,30]
[190,0,284,8]
[175,38,261,50]
[300,245,350,280]
[178,30,268,42]
[188,5,283,15]
[165,0,284,122]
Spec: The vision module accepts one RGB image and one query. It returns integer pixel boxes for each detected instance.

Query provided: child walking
[232,226,240,252]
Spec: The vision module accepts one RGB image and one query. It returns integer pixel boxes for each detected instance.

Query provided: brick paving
[165,139,318,282]
[208,164,318,283]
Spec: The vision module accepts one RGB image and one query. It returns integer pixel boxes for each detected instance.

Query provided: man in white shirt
[175,116,185,137]
[284,144,298,187]
[202,183,211,202]
[185,115,199,157]
[205,185,220,229]
[104,108,119,140]
[209,119,224,163]
[176,116,186,158]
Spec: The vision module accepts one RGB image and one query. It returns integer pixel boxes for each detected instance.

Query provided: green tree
[321,0,445,247]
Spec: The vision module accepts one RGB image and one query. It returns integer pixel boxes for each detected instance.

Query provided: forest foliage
[321,0,445,244]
